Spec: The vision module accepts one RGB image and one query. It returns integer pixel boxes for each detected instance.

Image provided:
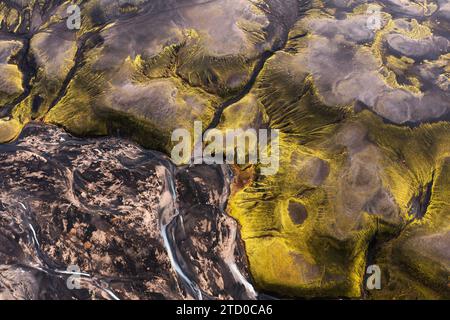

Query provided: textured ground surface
[0,124,255,299]
[0,0,449,299]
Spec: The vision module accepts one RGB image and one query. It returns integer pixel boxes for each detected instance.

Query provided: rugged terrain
[0,0,449,299]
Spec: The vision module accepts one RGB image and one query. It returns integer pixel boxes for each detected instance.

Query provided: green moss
[44,58,108,137]
[226,47,450,299]
[0,118,22,143]
[177,38,254,97]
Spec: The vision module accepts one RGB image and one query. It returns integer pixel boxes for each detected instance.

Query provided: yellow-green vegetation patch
[28,28,77,118]
[0,118,22,143]
[44,61,109,138]
[367,156,450,299]
[45,46,218,153]
[0,64,23,105]
[224,39,450,297]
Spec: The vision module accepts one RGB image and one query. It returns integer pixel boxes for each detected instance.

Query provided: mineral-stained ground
[0,0,449,299]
